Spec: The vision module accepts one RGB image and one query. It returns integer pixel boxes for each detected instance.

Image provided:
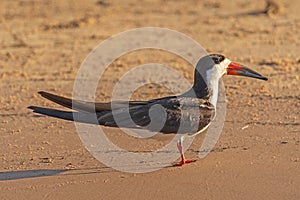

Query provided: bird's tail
[38,91,150,113]
[38,91,113,113]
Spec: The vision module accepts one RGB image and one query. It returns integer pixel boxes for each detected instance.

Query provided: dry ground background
[0,0,299,199]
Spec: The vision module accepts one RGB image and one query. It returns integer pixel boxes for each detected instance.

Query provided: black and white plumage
[36,54,268,166]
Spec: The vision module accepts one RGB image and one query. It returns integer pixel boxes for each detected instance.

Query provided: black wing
[98,97,215,134]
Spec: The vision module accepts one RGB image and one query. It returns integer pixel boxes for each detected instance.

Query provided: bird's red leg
[174,137,196,166]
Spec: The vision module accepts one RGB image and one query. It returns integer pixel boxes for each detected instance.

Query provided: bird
[36,54,268,166]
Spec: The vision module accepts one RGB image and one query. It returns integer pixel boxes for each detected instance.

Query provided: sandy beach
[0,0,299,199]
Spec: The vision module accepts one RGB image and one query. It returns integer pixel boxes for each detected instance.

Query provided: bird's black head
[208,54,225,64]
[189,54,224,98]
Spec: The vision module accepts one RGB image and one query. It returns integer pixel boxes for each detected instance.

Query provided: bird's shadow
[0,167,116,181]
[0,169,67,181]
[0,164,179,181]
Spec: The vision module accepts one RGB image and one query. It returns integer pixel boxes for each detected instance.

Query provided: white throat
[206,58,231,108]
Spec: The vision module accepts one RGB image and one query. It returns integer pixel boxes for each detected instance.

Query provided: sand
[0,0,299,199]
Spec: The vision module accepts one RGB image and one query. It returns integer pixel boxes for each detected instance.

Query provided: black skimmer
[37,54,268,166]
